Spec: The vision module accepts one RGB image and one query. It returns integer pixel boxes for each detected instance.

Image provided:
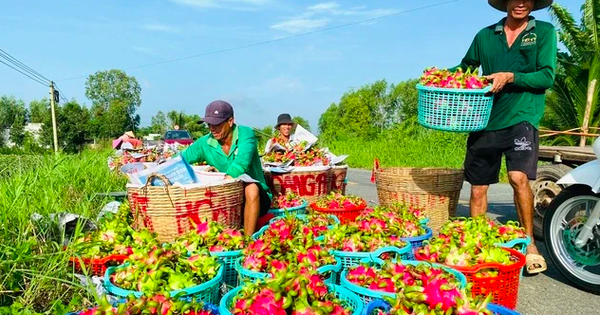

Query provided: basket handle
[144,173,171,187]
[142,173,176,207]
[370,246,408,260]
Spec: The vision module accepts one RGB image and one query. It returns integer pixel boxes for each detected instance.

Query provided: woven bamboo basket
[375,167,464,233]
[264,167,333,204]
[330,165,348,194]
[127,174,244,242]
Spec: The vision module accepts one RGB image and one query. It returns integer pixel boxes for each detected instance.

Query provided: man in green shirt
[454,0,557,274]
[180,100,272,236]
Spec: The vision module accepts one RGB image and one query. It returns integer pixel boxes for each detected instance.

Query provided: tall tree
[29,98,49,124]
[150,111,168,134]
[543,0,600,144]
[292,116,311,132]
[59,101,90,153]
[85,70,141,138]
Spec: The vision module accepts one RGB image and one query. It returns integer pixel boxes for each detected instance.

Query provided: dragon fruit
[356,205,425,238]
[420,67,489,89]
[173,218,249,253]
[417,216,524,270]
[314,192,366,210]
[232,266,352,315]
[74,293,219,315]
[271,190,305,209]
[110,244,221,293]
[323,222,408,253]
[345,261,462,299]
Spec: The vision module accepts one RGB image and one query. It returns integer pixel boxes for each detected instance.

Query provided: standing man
[180,100,272,236]
[454,0,557,274]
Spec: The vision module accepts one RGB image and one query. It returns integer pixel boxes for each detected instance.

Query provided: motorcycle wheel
[543,184,600,294]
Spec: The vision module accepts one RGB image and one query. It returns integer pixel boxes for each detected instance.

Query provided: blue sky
[0,0,582,131]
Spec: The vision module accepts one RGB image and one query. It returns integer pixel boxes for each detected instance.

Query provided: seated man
[180,100,272,235]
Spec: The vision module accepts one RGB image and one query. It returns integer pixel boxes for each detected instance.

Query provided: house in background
[1,123,43,147]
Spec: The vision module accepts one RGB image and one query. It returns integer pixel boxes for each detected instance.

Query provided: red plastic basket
[309,203,367,224]
[414,248,526,309]
[69,254,128,276]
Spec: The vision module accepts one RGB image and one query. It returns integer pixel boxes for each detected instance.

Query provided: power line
[0,58,48,86]
[57,0,459,82]
[0,49,51,84]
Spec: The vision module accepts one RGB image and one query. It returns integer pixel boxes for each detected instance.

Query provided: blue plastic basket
[340,259,467,305]
[210,250,242,288]
[67,302,220,315]
[416,84,494,132]
[400,227,433,259]
[220,284,363,315]
[268,201,308,217]
[104,263,224,304]
[332,244,413,271]
[362,300,520,315]
[496,236,531,255]
[235,256,342,285]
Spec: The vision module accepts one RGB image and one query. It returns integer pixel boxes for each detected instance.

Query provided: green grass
[0,150,127,313]
[324,127,508,182]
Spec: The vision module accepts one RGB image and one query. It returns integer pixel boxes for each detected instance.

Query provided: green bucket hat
[488,0,553,12]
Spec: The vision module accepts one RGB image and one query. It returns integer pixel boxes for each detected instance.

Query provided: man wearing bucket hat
[180,100,272,235]
[263,113,296,154]
[452,0,557,274]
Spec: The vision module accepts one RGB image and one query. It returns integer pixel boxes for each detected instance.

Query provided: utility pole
[49,81,59,153]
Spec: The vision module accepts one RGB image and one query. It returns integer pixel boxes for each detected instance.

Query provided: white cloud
[271,3,400,34]
[270,18,329,33]
[308,1,340,11]
[141,23,180,32]
[167,0,271,10]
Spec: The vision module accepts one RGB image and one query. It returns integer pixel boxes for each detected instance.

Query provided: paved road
[345,168,599,315]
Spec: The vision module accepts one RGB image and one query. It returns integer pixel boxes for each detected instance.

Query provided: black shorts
[464,121,539,185]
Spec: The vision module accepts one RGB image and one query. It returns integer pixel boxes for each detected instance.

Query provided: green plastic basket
[235,256,341,285]
[340,259,468,305]
[210,250,242,288]
[219,284,363,315]
[416,84,494,132]
[104,263,223,305]
[268,201,308,217]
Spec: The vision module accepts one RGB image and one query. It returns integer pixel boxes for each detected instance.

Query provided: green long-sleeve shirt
[180,124,272,200]
[454,17,557,130]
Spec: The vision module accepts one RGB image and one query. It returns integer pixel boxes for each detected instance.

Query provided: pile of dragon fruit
[345,260,463,294]
[243,216,337,275]
[416,216,526,271]
[71,202,159,259]
[109,244,221,292]
[270,190,306,209]
[313,192,367,210]
[74,294,217,315]
[380,289,495,315]
[230,267,353,315]
[356,206,425,238]
[322,221,408,253]
[173,218,250,253]
[420,67,489,89]
[262,141,330,167]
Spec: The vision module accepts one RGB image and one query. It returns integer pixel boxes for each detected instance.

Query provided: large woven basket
[127,174,244,242]
[375,167,464,233]
[263,167,333,204]
[330,165,348,194]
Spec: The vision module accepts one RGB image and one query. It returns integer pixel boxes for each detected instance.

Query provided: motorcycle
[543,137,600,293]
